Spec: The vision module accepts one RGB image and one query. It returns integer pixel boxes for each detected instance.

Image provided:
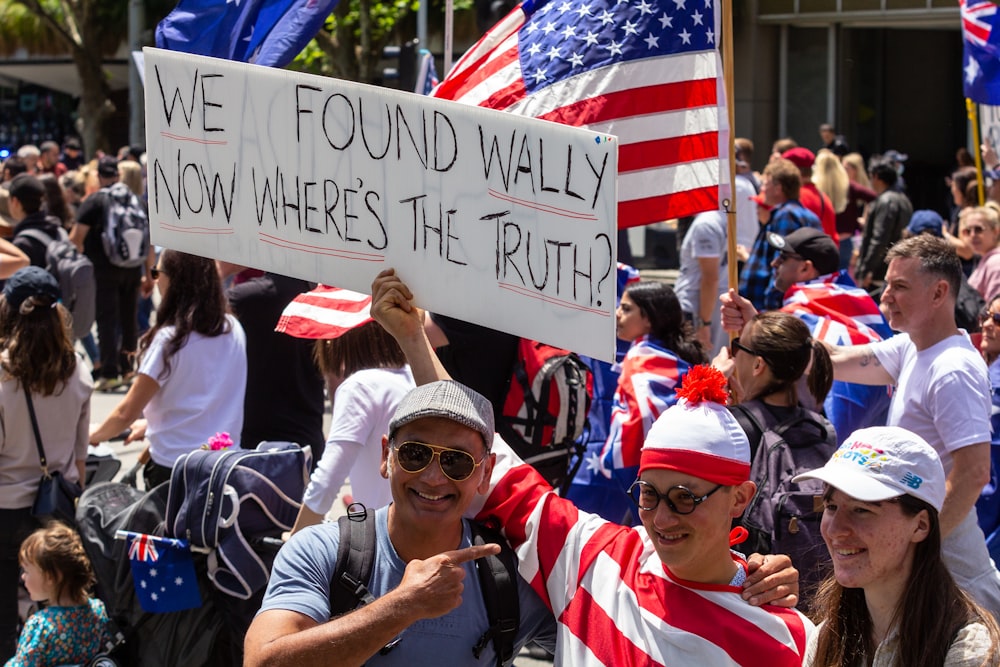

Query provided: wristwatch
[699,318,711,327]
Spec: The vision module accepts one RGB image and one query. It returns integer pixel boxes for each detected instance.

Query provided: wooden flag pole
[968,98,986,206]
[722,0,739,320]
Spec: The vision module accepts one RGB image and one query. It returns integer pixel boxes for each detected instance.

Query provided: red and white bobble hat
[639,365,751,486]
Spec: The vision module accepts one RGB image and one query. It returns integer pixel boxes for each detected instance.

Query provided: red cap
[781,147,816,169]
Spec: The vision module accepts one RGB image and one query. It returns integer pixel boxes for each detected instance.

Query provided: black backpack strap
[470,520,520,667]
[329,505,377,618]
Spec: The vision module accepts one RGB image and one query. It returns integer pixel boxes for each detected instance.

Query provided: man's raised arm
[370,268,451,385]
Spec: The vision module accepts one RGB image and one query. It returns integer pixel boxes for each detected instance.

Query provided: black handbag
[26,390,81,525]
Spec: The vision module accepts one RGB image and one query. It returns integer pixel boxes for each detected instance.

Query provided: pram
[76,443,310,667]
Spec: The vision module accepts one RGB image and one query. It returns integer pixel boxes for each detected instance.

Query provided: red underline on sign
[159,222,234,235]
[258,232,385,262]
[498,281,609,316]
[487,189,598,221]
[160,131,228,145]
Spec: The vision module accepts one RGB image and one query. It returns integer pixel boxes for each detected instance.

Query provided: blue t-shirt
[258,505,556,665]
[6,598,110,667]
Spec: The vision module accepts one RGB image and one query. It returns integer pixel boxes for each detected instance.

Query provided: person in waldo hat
[798,427,1000,666]
[370,269,811,666]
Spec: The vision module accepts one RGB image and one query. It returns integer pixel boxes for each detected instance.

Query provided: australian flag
[155,0,338,68]
[598,335,690,486]
[120,531,202,614]
[962,0,1000,104]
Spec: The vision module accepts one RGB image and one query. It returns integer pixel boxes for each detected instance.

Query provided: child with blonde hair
[5,524,110,667]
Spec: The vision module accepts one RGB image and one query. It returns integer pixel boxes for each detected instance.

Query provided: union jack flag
[781,270,893,439]
[128,534,159,562]
[433,0,725,228]
[599,335,690,482]
[781,270,892,346]
[961,0,1000,104]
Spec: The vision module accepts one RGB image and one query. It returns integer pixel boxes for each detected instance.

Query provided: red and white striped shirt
[473,437,813,666]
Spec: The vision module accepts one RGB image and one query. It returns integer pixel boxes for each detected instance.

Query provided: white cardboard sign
[143,48,618,361]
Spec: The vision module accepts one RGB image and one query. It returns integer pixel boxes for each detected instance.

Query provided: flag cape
[599,335,690,483]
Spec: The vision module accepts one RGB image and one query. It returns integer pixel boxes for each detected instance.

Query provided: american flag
[433,0,724,228]
[274,286,373,339]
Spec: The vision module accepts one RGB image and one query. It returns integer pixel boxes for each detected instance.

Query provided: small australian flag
[119,531,202,614]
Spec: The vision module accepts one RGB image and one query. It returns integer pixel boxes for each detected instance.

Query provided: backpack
[18,227,96,339]
[165,442,312,599]
[100,183,149,269]
[329,507,520,666]
[497,339,593,494]
[729,401,838,598]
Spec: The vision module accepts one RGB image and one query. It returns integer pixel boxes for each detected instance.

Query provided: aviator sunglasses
[392,441,487,481]
[628,480,723,514]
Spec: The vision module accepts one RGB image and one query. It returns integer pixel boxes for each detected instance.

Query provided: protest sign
[144,47,618,361]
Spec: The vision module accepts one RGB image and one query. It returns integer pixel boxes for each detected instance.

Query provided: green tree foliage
[0,0,171,154]
[290,0,472,84]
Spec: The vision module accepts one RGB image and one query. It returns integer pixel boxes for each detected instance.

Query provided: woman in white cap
[797,426,1000,666]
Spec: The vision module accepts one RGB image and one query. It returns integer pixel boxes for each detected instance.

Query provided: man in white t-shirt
[723,234,1000,615]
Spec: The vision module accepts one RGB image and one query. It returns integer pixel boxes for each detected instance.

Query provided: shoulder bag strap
[25,390,48,475]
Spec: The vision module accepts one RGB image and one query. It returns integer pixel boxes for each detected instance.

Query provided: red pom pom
[675,365,729,406]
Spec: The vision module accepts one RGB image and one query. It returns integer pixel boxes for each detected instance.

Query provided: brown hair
[313,319,406,379]
[137,250,230,381]
[811,491,1000,667]
[0,294,76,395]
[19,523,96,606]
[743,311,833,406]
[953,166,980,210]
[772,137,798,156]
[763,158,802,201]
[885,235,962,306]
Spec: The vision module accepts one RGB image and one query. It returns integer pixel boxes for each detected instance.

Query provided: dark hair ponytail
[624,281,706,365]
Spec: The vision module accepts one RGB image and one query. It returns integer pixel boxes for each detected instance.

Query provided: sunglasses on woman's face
[730,336,758,357]
[150,268,165,280]
[391,441,487,481]
[981,311,1000,326]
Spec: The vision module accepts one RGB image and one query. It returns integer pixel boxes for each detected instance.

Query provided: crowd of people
[0,123,1000,667]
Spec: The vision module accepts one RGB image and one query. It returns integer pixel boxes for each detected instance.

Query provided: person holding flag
[765,226,893,437]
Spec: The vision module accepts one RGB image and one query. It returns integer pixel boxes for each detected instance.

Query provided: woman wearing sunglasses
[600,280,706,498]
[964,206,1000,303]
[89,250,247,488]
[797,426,1000,667]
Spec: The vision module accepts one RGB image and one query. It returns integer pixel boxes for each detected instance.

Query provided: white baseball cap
[792,426,946,512]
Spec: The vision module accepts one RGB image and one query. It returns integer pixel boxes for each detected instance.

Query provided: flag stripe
[537,78,717,127]
[618,131,718,173]
[617,186,719,229]
[587,106,720,144]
